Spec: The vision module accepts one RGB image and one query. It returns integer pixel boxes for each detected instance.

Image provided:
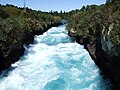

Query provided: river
[0,25,111,90]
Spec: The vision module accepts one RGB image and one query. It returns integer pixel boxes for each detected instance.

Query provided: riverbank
[67,0,120,89]
[0,21,62,73]
[0,4,63,73]
[0,25,110,90]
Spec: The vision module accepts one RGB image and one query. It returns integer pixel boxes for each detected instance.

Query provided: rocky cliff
[0,22,62,73]
[68,23,120,89]
[67,0,120,89]
[0,4,63,73]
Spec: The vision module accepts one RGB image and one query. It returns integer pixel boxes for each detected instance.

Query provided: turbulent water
[0,25,110,90]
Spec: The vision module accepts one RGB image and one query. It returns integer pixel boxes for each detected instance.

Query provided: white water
[0,25,110,90]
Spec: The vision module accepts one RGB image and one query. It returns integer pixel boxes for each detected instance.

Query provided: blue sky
[0,0,106,12]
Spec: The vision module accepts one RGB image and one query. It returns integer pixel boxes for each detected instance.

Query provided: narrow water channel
[0,25,110,90]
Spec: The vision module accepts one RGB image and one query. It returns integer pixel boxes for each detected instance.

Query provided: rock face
[67,0,120,89]
[68,24,120,89]
[0,22,62,73]
[95,24,120,90]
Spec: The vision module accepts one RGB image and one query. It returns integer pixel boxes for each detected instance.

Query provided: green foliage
[0,4,62,53]
[67,0,120,45]
[0,17,24,50]
[0,7,9,18]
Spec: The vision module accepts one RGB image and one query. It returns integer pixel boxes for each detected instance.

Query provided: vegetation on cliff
[67,0,120,89]
[0,4,62,72]
[0,0,120,89]
[67,0,120,46]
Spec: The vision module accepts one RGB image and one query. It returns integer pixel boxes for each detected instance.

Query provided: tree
[60,10,62,14]
[80,6,86,11]
[106,0,112,3]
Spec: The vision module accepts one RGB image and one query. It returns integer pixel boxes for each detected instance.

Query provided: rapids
[0,25,111,90]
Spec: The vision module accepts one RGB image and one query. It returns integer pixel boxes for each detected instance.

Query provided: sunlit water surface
[0,25,111,90]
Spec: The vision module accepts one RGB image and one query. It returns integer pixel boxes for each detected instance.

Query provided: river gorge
[0,25,111,90]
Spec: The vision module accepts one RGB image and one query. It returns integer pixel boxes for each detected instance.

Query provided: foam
[0,25,110,90]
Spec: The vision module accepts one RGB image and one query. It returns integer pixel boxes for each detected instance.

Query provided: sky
[0,0,106,12]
